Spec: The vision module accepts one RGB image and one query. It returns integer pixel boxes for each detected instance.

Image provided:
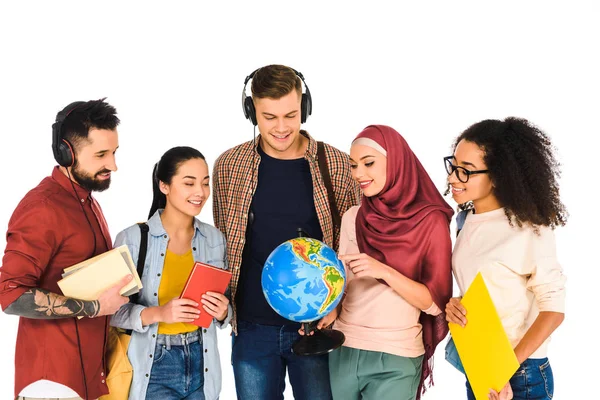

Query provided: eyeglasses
[444,156,489,183]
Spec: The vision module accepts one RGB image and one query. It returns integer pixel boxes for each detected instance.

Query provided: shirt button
[152,334,156,338]
[146,374,149,377]
[160,253,164,256]
[102,379,105,384]
[80,199,85,203]
[149,354,153,358]
[193,247,197,251]
[154,293,157,296]
[157,273,161,277]
[203,329,207,333]
[101,372,104,377]
[205,349,208,353]
[163,235,167,238]
[205,368,208,372]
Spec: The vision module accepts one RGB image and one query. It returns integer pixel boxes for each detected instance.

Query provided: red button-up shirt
[0,167,112,399]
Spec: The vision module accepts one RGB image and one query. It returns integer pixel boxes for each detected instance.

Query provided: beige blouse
[333,206,441,358]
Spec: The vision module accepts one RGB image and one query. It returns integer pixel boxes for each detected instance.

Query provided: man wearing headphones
[0,98,132,400]
[212,64,360,399]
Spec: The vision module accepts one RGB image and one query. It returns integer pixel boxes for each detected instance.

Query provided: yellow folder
[57,245,143,301]
[448,272,520,400]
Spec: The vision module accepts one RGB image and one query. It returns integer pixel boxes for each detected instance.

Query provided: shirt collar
[147,209,207,238]
[51,166,91,202]
[252,130,318,161]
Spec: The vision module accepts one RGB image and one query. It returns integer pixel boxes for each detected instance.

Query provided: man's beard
[72,160,111,192]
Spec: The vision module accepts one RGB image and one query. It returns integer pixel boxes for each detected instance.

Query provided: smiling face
[350,143,387,197]
[160,158,210,217]
[70,128,119,192]
[254,89,306,159]
[448,139,500,213]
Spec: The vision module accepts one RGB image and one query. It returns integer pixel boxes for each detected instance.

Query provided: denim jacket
[110,210,232,400]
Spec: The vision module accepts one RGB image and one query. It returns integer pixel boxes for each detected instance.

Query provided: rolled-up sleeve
[0,201,60,310]
[527,227,566,313]
[111,303,149,332]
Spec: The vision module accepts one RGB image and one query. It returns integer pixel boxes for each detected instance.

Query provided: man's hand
[96,275,132,317]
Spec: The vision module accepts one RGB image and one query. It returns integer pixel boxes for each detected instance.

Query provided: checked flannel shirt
[212,131,361,332]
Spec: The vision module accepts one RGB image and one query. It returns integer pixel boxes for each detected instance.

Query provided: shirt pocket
[206,258,226,270]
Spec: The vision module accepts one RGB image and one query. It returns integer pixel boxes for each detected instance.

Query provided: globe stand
[292,321,346,356]
[289,228,345,356]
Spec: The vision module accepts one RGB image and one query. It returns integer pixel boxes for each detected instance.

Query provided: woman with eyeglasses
[443,118,567,400]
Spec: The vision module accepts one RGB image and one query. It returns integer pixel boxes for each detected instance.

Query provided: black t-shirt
[236,145,323,326]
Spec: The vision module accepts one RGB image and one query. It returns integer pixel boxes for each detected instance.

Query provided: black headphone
[242,67,313,126]
[52,101,85,167]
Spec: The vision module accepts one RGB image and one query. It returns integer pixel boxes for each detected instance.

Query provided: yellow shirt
[157,249,198,334]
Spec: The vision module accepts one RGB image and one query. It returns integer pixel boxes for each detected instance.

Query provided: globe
[261,237,346,323]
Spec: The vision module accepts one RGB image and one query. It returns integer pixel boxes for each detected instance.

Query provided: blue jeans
[146,333,205,400]
[232,320,333,400]
[466,358,554,400]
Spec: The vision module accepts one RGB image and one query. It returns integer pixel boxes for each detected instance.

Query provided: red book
[179,261,233,328]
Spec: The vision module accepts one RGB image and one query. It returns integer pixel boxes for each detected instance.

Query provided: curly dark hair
[448,117,567,229]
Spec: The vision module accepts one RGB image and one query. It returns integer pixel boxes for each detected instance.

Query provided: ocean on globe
[261,237,346,323]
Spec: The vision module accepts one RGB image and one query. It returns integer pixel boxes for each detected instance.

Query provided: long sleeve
[0,201,61,309]
[527,227,566,313]
[212,155,228,235]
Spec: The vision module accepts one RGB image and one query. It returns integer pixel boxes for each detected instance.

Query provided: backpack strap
[125,223,149,335]
[317,141,341,247]
[129,223,149,305]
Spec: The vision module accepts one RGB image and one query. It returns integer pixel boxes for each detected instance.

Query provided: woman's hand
[201,291,230,322]
[445,297,467,327]
[157,298,201,324]
[488,382,513,400]
[339,253,392,280]
[298,307,340,335]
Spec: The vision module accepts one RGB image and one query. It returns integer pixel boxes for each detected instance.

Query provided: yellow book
[448,272,520,400]
[58,245,143,300]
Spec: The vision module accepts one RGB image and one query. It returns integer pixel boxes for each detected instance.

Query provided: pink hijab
[354,125,454,398]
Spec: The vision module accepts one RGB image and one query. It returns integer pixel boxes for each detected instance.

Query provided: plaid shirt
[212,131,361,332]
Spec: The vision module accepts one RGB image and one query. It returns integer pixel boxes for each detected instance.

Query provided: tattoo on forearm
[4,288,100,319]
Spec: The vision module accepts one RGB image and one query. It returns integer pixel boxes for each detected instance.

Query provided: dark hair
[251,64,302,100]
[60,97,120,151]
[448,117,567,229]
[148,146,206,219]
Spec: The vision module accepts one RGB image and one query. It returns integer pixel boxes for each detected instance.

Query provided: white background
[1,1,598,399]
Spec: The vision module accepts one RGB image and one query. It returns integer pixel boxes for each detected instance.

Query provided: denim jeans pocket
[509,358,553,400]
[538,359,554,399]
[153,342,168,364]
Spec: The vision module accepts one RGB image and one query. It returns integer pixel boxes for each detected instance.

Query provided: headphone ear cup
[57,139,74,167]
[301,93,310,124]
[244,96,258,126]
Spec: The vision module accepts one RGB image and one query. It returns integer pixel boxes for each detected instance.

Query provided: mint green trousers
[329,346,423,400]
